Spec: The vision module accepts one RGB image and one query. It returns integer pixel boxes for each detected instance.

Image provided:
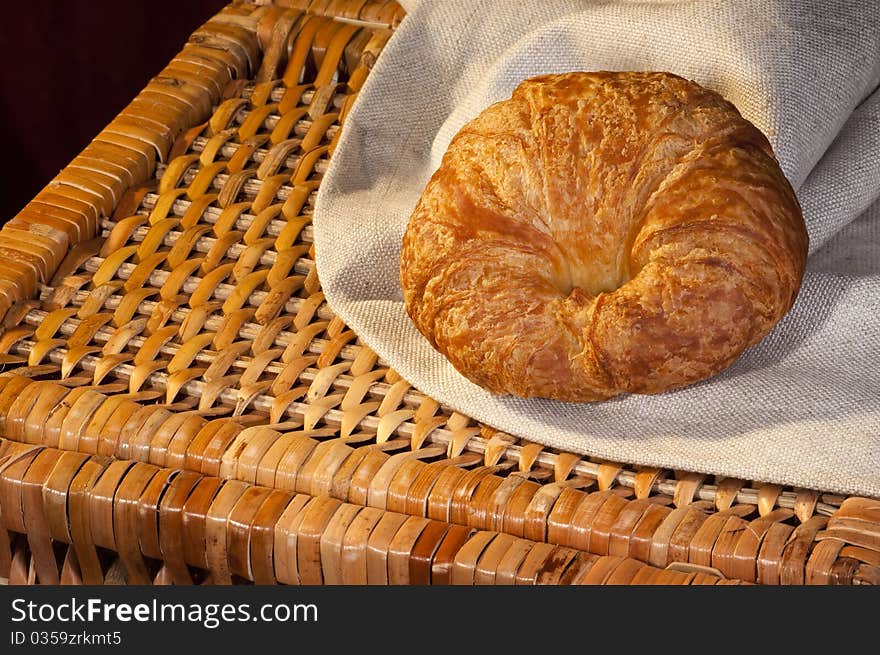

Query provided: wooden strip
[113,462,160,583]
[20,449,65,584]
[250,489,293,584]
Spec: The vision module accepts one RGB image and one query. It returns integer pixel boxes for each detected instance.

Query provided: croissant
[400,72,808,402]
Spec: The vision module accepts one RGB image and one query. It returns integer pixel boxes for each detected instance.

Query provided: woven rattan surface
[0,0,876,586]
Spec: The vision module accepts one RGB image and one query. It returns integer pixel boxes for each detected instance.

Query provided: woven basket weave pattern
[0,0,876,586]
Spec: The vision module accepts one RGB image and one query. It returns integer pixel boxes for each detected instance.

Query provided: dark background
[0,0,227,223]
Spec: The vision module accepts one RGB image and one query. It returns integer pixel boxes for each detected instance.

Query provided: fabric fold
[314,0,880,495]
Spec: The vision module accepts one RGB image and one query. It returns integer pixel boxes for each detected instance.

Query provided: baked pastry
[400,72,808,402]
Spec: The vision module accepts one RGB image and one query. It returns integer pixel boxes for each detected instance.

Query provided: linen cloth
[313,0,880,495]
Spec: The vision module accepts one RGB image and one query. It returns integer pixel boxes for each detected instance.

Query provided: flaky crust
[400,72,808,402]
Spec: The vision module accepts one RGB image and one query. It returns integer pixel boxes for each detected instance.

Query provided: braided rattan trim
[0,438,743,585]
[0,376,877,585]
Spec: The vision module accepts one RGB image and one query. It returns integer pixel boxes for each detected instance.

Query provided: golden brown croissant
[400,72,808,402]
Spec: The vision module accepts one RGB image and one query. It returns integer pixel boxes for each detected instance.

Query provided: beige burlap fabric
[313,0,880,495]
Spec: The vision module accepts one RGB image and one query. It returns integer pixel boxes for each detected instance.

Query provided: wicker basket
[0,0,876,586]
